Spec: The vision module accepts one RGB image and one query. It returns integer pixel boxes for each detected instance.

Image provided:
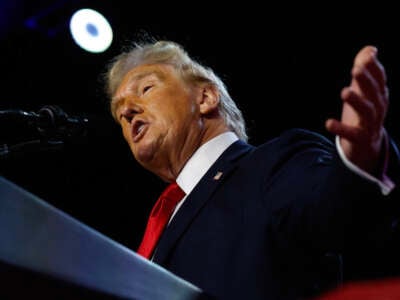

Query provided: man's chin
[134,143,158,165]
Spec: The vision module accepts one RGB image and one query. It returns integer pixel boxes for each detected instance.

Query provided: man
[105,40,399,299]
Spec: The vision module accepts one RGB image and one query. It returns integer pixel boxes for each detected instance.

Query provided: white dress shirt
[335,135,395,195]
[171,132,238,222]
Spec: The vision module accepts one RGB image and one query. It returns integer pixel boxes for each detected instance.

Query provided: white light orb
[69,8,113,53]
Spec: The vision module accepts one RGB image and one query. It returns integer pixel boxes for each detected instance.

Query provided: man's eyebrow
[129,70,162,84]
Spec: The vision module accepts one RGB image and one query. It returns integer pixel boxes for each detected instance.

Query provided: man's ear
[199,84,219,115]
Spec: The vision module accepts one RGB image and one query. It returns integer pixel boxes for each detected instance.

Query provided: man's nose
[120,100,143,122]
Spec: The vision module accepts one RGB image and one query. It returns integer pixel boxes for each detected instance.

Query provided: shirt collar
[176,132,239,195]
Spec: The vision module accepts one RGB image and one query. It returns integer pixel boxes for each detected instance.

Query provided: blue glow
[86,23,98,37]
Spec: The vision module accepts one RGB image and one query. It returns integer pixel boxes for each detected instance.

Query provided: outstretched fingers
[351,63,387,129]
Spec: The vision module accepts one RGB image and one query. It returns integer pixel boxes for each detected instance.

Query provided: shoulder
[246,128,336,167]
[258,128,334,152]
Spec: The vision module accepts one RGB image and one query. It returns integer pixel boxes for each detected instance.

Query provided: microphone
[36,105,89,140]
[0,105,91,159]
[0,104,89,141]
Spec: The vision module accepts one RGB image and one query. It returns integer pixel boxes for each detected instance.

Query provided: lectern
[0,176,210,299]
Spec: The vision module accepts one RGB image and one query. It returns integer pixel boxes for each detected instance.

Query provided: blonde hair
[105,40,248,142]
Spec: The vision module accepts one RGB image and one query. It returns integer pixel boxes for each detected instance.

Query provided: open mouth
[131,119,148,142]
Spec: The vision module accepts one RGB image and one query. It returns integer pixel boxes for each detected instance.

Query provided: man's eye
[142,85,153,94]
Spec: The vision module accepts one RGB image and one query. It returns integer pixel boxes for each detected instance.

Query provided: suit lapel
[153,140,253,264]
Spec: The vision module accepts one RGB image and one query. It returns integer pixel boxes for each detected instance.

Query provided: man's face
[112,63,204,180]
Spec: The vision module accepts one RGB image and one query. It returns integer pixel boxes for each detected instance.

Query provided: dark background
[1,0,400,285]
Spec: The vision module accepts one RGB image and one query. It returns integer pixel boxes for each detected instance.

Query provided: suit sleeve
[267,128,400,254]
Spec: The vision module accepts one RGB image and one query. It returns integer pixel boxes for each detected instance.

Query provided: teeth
[137,124,144,134]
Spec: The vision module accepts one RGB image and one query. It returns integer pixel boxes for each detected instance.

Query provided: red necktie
[137,182,185,259]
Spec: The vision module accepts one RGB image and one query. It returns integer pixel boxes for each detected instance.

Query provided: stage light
[69,8,113,53]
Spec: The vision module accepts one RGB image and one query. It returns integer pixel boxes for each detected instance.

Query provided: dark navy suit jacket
[152,128,400,300]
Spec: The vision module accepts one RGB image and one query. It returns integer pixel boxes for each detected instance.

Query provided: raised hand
[325,46,389,174]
